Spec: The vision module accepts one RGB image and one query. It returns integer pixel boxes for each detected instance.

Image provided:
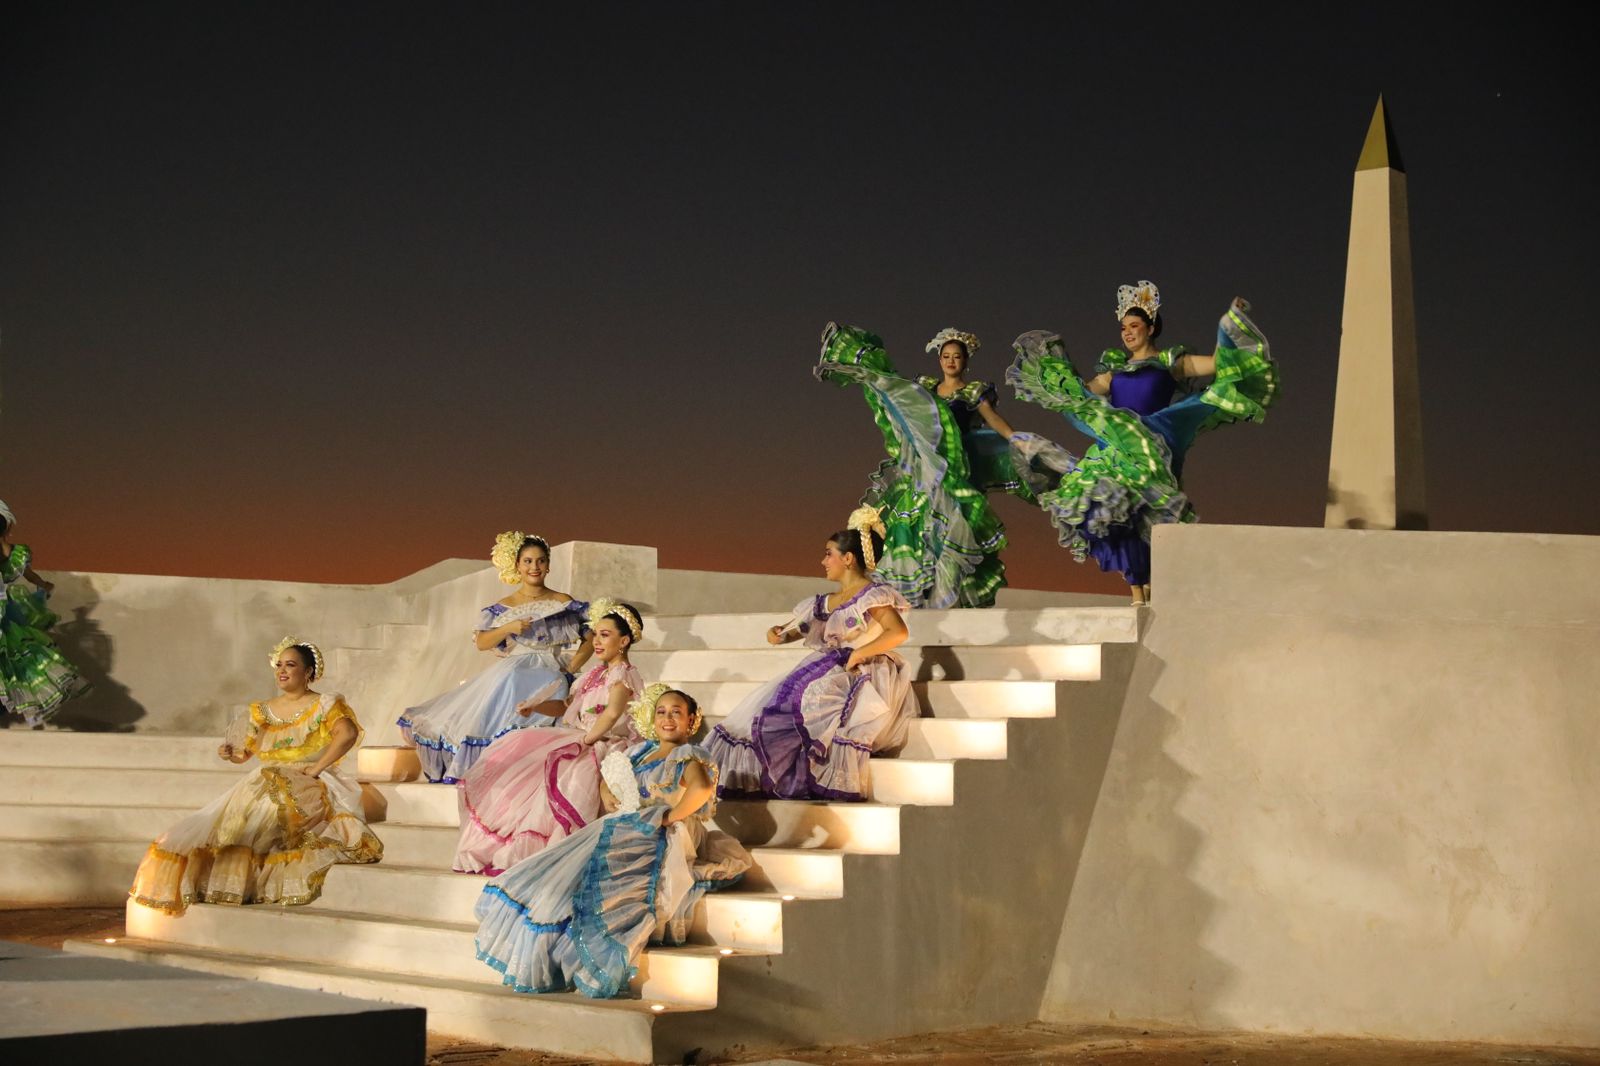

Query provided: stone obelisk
[1325,97,1427,530]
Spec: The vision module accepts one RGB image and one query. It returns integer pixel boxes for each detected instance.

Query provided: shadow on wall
[1042,629,1236,1026]
[25,574,146,732]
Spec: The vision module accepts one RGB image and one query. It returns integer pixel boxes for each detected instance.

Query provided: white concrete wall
[1042,524,1600,1046]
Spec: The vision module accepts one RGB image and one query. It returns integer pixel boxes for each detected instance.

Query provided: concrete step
[0,838,146,904]
[364,756,945,831]
[357,714,1003,784]
[313,863,788,952]
[65,937,670,1061]
[714,800,901,854]
[632,643,1100,683]
[0,731,250,772]
[374,821,848,897]
[675,679,1062,720]
[640,605,1137,650]
[125,899,729,1007]
[0,765,246,807]
[0,802,193,842]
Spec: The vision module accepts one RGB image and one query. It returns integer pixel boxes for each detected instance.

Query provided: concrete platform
[2,938,424,1066]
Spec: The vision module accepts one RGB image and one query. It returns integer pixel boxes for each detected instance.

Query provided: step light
[650,1003,666,1013]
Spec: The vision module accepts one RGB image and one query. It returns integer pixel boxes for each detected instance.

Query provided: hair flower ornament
[846,505,888,572]
[587,597,642,640]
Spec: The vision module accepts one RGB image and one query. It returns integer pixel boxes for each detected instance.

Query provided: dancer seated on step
[0,500,90,727]
[453,599,645,875]
[129,637,383,915]
[398,531,592,783]
[475,684,751,998]
[1007,281,1277,605]
[705,508,917,801]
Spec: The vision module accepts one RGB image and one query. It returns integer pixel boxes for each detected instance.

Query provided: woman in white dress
[398,531,591,782]
[705,508,918,800]
[129,637,383,914]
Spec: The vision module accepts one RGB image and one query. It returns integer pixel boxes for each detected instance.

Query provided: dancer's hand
[844,650,867,672]
[766,626,785,645]
[508,618,533,636]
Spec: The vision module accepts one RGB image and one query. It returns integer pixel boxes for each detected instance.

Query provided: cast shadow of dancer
[36,573,145,732]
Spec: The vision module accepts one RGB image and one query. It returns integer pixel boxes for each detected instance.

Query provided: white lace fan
[221,709,253,757]
[599,750,640,813]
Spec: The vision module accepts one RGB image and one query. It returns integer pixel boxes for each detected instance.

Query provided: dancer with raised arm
[453,599,645,874]
[1008,282,1277,605]
[816,324,1032,608]
[129,637,382,914]
[475,684,751,997]
[705,507,917,800]
[399,531,591,782]
[0,500,89,725]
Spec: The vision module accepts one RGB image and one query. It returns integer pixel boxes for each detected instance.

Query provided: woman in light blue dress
[398,532,590,782]
[474,685,751,998]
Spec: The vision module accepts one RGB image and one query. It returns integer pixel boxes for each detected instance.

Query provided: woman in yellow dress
[129,637,383,914]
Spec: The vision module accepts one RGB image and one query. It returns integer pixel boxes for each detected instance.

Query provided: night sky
[3,5,1596,593]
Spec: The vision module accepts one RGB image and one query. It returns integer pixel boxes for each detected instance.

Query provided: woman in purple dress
[1007,281,1277,604]
[705,508,917,800]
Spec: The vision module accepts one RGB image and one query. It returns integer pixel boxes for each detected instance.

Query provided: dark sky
[3,4,1596,592]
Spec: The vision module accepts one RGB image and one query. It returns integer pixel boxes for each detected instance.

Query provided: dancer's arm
[21,564,53,593]
[1172,353,1215,379]
[475,617,532,652]
[663,760,714,826]
[844,607,909,671]
[975,399,1016,439]
[1086,372,1111,396]
[566,634,595,674]
[599,778,620,814]
[582,680,633,745]
[306,717,359,779]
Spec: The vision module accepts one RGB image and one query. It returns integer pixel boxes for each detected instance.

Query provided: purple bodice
[1107,363,1177,417]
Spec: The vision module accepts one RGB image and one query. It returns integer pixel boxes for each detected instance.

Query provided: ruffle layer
[129,765,382,915]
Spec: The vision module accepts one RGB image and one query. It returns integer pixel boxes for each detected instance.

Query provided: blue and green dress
[1,544,89,724]
[1006,302,1277,586]
[817,324,1033,608]
[474,741,750,998]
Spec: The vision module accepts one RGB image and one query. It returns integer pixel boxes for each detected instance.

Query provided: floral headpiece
[1115,280,1161,322]
[925,327,980,356]
[491,530,548,586]
[846,504,888,572]
[269,636,324,681]
[627,682,703,741]
[587,597,642,640]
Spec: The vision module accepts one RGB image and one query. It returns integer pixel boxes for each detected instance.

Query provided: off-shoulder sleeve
[673,744,722,815]
[856,582,912,615]
[474,604,504,633]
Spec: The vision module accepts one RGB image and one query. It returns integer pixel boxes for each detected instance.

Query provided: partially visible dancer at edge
[453,599,646,874]
[129,637,382,914]
[1007,281,1277,606]
[816,323,1034,608]
[0,499,90,726]
[475,684,751,998]
[398,531,592,783]
[705,508,917,800]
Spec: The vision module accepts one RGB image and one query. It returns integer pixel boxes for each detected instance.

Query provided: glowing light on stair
[650,1003,665,1012]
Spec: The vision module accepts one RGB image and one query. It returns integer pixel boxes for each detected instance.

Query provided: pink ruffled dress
[453,660,644,874]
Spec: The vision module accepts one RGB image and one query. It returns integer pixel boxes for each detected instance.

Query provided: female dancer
[453,599,645,874]
[129,637,382,914]
[398,531,590,782]
[474,685,751,998]
[705,508,917,800]
[816,324,1032,609]
[1008,282,1277,605]
[0,500,89,725]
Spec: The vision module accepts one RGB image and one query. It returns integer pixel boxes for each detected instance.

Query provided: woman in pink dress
[453,599,645,874]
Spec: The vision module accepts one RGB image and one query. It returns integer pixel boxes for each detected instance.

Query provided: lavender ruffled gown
[706,581,917,801]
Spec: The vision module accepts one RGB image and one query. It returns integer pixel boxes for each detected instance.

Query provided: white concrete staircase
[8,603,1139,1062]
